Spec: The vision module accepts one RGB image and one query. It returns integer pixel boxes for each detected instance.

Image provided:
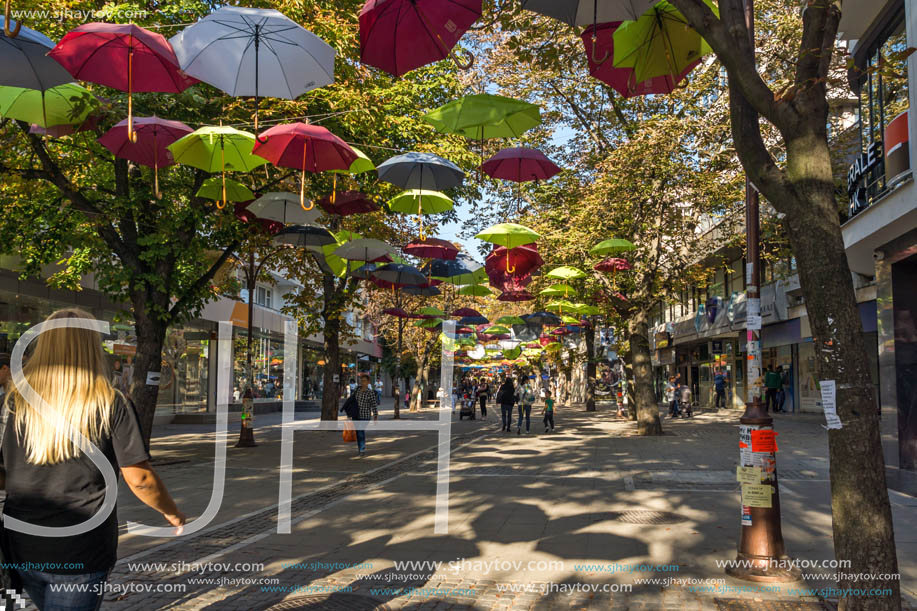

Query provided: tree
[668,0,900,606]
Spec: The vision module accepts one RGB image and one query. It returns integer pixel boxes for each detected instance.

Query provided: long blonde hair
[8,308,116,465]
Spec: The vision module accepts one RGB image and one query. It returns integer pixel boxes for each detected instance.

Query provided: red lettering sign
[750,430,778,453]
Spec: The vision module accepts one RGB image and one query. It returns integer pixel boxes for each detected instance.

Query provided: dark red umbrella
[581,23,699,98]
[49,23,197,139]
[498,289,534,302]
[98,116,193,197]
[481,147,561,182]
[488,270,532,293]
[485,244,543,278]
[539,335,557,346]
[359,0,481,78]
[383,307,415,319]
[452,307,482,318]
[317,191,380,216]
[403,237,459,260]
[233,202,282,234]
[456,326,474,333]
[594,257,631,272]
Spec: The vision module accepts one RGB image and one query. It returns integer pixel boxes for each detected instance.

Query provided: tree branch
[169,240,241,323]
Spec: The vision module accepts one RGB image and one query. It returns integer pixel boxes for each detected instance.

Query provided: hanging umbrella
[499,289,535,302]
[573,303,601,316]
[334,238,396,263]
[523,311,562,326]
[425,93,541,140]
[545,265,586,280]
[452,307,482,317]
[613,0,716,84]
[594,257,631,272]
[330,146,376,175]
[196,176,254,202]
[247,192,321,225]
[480,147,561,182]
[495,315,526,325]
[459,315,489,326]
[590,237,636,256]
[476,223,541,273]
[273,224,336,252]
[0,20,73,90]
[377,151,465,190]
[253,122,357,210]
[316,190,380,216]
[404,237,458,261]
[488,270,533,293]
[0,83,98,127]
[560,314,582,325]
[402,284,441,296]
[371,263,427,287]
[98,116,192,198]
[582,23,699,96]
[485,243,543,278]
[484,325,511,335]
[416,306,446,318]
[457,284,492,297]
[351,263,379,280]
[512,322,542,341]
[425,255,486,284]
[359,0,480,77]
[49,23,197,141]
[387,189,454,240]
[170,6,335,131]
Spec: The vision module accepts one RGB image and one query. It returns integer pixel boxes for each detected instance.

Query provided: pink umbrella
[317,191,380,216]
[581,23,699,98]
[452,307,482,318]
[403,237,459,260]
[49,23,197,140]
[498,289,534,302]
[98,116,193,197]
[254,123,358,210]
[594,256,632,289]
[480,147,561,182]
[359,0,481,77]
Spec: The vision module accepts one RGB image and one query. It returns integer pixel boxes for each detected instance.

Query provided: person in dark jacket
[497,377,515,433]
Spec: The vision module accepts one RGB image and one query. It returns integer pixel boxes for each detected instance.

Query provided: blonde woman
[0,309,185,611]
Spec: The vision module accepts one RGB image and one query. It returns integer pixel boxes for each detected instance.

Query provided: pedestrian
[542,389,556,432]
[517,378,535,435]
[714,367,727,409]
[1,309,186,610]
[452,384,461,414]
[374,378,383,405]
[348,374,378,457]
[679,382,693,417]
[775,365,787,413]
[764,365,782,413]
[0,352,10,401]
[497,376,515,433]
[476,379,489,418]
[665,376,680,418]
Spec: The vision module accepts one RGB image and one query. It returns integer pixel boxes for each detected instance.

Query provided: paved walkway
[28,401,917,610]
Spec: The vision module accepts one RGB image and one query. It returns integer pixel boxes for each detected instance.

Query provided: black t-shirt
[1,394,149,573]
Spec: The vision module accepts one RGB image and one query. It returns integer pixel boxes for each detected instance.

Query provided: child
[542,390,556,433]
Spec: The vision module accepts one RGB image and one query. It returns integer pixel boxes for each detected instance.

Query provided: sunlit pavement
[91,402,916,610]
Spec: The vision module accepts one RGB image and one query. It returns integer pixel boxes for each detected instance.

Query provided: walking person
[476,379,489,418]
[1,309,186,611]
[348,374,378,457]
[763,365,781,413]
[665,376,680,418]
[713,368,727,409]
[679,382,693,418]
[542,389,556,433]
[497,376,515,433]
[517,378,535,435]
[775,366,787,413]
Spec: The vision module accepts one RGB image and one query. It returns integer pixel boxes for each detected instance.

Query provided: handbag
[0,398,25,603]
[342,420,357,443]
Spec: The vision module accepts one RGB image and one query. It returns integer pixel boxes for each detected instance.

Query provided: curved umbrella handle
[590,37,610,65]
[301,198,315,211]
[4,0,21,37]
[450,46,474,70]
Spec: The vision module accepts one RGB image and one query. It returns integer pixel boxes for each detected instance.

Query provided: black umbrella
[273,224,335,251]
[523,311,562,326]
[371,263,427,287]
[350,263,378,280]
[459,315,489,326]
[402,284,441,296]
[512,323,542,341]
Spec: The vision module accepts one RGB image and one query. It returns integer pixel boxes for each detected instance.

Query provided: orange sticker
[750,430,778,453]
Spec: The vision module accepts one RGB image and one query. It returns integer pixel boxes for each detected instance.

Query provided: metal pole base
[726,552,802,583]
[235,426,257,448]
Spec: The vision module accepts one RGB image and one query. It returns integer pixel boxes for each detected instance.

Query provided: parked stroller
[458,391,476,420]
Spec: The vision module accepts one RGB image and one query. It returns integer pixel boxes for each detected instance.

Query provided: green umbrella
[424,93,541,140]
[457,284,492,297]
[0,83,98,127]
[613,0,716,84]
[387,189,453,240]
[415,317,444,328]
[572,303,601,316]
[322,231,365,278]
[590,238,636,256]
[560,314,581,325]
[484,325,511,335]
[495,315,526,325]
[545,299,576,314]
[539,283,577,297]
[476,223,541,272]
[502,346,522,360]
[330,146,375,175]
[545,266,586,280]
[439,268,488,286]
[418,306,446,317]
[196,176,254,202]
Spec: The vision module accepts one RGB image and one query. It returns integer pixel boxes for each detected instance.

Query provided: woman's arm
[121,460,186,528]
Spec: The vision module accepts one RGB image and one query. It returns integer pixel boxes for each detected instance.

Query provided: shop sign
[712,340,723,353]
[113,343,136,356]
[654,330,671,349]
[847,140,883,216]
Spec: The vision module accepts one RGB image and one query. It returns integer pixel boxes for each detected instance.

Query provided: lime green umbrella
[424,93,541,140]
[613,0,716,84]
[438,267,488,286]
[590,238,636,256]
[418,306,446,317]
[539,283,577,298]
[415,317,444,328]
[546,266,586,280]
[560,314,581,325]
[484,325,511,334]
[545,299,576,314]
[388,189,453,240]
[503,346,522,360]
[572,303,601,316]
[330,146,375,175]
[0,83,98,127]
[495,315,525,325]
[196,176,254,202]
[457,284,492,297]
[322,231,365,278]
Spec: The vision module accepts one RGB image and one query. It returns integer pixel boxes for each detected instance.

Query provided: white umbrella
[170,6,335,129]
[520,0,655,26]
[334,238,397,262]
[247,192,321,225]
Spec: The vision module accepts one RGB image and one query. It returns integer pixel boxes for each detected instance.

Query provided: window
[255,287,272,309]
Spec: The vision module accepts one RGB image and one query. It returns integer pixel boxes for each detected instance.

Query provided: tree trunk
[320,317,341,421]
[130,311,168,445]
[585,324,597,411]
[628,312,662,436]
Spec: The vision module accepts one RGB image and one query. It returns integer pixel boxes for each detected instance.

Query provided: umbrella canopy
[168,126,267,172]
[520,0,654,26]
[425,254,486,284]
[403,237,458,261]
[476,223,540,250]
[499,289,535,302]
[545,265,586,280]
[330,146,376,175]
[351,263,378,280]
[481,147,561,182]
[459,315,489,326]
[273,224,335,251]
[371,263,427,287]
[387,189,454,214]
[484,325,511,335]
[254,123,356,172]
[98,116,192,168]
[539,283,577,297]
[196,176,254,202]
[170,6,334,113]
[424,93,541,140]
[545,299,577,313]
[590,237,636,256]
[488,270,533,293]
[613,0,716,84]
[485,243,543,278]
[317,190,380,216]
[495,315,526,325]
[401,284,441,296]
[582,23,699,97]
[416,306,446,318]
[334,238,396,262]
[594,257,632,272]
[457,284,492,297]
[512,322,542,341]
[247,192,321,225]
[452,307,481,318]
[0,83,98,127]
[359,0,481,77]
[377,152,465,190]
[0,19,73,90]
[523,311,562,326]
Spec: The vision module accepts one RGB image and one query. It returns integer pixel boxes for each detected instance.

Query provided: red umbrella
[49,23,197,140]
[452,307,482,318]
[581,23,699,98]
[233,202,282,234]
[488,270,532,293]
[485,243,543,277]
[98,116,193,198]
[253,123,358,210]
[383,307,415,319]
[317,191,380,216]
[594,256,632,289]
[539,335,557,346]
[403,237,459,260]
[456,326,474,333]
[359,0,481,77]
[498,289,534,302]
[481,147,561,182]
